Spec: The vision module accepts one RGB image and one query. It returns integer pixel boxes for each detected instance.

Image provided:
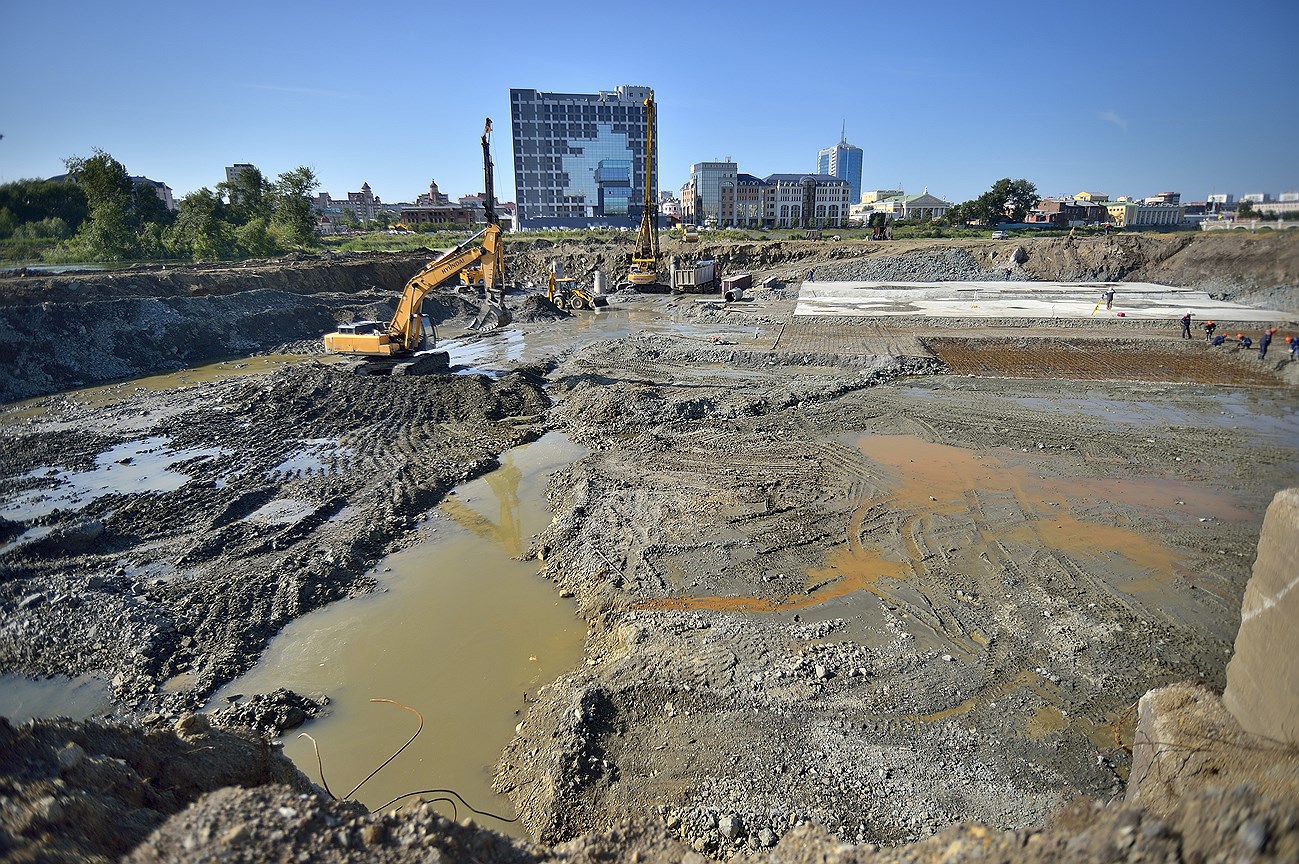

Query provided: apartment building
[509,84,657,230]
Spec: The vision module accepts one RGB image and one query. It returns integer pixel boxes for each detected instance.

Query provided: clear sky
[2,0,1295,207]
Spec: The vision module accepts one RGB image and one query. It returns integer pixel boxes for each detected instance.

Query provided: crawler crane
[625,91,659,287]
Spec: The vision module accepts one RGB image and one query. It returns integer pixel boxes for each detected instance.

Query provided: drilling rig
[626,91,659,287]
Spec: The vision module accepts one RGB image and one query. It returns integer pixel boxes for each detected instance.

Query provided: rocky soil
[1,233,1297,862]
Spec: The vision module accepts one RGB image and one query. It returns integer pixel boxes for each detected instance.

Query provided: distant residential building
[817,131,864,205]
[734,174,767,227]
[1240,193,1272,203]
[309,183,388,224]
[1279,192,1299,202]
[225,163,258,187]
[762,174,851,228]
[131,176,175,211]
[861,189,905,204]
[397,203,480,227]
[347,182,381,222]
[852,189,952,223]
[1074,191,1110,203]
[1250,199,1299,217]
[1143,191,1181,206]
[510,84,656,230]
[1026,197,1108,226]
[1206,193,1235,205]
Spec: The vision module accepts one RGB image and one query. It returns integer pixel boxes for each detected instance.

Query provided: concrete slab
[794,280,1294,323]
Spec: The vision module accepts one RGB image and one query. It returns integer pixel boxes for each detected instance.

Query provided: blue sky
[2,0,1295,207]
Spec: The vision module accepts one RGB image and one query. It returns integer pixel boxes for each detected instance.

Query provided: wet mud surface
[490,302,1297,851]
[1,241,1297,860]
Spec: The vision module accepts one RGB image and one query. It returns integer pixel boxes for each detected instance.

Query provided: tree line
[0,149,320,262]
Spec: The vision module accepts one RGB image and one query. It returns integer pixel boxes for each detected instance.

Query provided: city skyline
[1,1,1295,211]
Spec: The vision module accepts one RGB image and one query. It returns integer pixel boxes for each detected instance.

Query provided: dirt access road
[0,235,1297,859]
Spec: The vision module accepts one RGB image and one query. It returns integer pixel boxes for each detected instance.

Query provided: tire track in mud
[0,364,552,709]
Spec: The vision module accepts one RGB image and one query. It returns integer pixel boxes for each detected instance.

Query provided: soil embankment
[0,232,1296,861]
[2,232,1297,403]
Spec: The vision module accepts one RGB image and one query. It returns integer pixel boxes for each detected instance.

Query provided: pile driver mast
[627,91,658,286]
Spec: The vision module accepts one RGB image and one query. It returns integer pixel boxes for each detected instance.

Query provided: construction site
[1,226,1298,863]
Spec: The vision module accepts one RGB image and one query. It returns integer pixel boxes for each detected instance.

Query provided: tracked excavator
[322,118,510,374]
[625,90,659,287]
[322,226,504,374]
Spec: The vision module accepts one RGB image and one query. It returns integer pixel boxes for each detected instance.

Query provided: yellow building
[1104,200,1186,227]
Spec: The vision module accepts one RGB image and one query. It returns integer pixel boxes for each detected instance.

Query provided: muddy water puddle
[0,436,229,522]
[0,672,113,723]
[214,432,586,830]
[440,301,773,371]
[999,390,1299,445]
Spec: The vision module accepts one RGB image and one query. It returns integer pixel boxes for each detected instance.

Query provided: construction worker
[1258,328,1273,359]
[1236,333,1253,350]
[1180,312,1193,339]
[1289,336,1299,359]
[1203,320,1216,340]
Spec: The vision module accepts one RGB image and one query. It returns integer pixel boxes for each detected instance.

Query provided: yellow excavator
[546,272,608,310]
[323,117,509,374]
[626,91,659,287]
[322,227,504,374]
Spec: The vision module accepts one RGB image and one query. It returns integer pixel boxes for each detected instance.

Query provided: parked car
[991,230,1009,239]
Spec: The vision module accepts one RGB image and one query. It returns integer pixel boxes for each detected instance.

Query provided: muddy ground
[0,234,1297,861]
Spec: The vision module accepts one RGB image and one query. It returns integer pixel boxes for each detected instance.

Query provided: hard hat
[1237,334,1243,339]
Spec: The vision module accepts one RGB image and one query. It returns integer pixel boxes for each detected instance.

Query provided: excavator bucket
[470,298,512,331]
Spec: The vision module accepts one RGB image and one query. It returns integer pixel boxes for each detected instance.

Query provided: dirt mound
[5,700,1296,863]
[0,713,312,863]
[511,293,569,323]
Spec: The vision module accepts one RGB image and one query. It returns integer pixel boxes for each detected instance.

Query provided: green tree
[1238,200,1255,218]
[235,217,278,258]
[170,188,235,260]
[272,166,319,249]
[64,149,136,259]
[0,178,88,230]
[961,178,1039,226]
[218,165,272,225]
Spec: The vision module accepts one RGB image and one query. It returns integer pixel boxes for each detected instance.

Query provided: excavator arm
[388,228,499,350]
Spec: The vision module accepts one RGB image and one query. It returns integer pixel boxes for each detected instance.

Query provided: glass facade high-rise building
[510,85,658,230]
[817,131,864,205]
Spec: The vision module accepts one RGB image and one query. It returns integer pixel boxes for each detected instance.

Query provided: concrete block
[1224,487,1299,744]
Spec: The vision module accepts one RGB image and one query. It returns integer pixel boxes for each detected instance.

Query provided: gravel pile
[808,248,1019,282]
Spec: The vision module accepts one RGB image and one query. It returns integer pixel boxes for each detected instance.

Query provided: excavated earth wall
[1,232,1296,404]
